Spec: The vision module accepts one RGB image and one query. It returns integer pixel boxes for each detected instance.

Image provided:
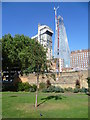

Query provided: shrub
[17,82,25,91]
[54,87,60,92]
[42,86,64,93]
[24,82,31,92]
[30,87,35,92]
[79,87,88,93]
[42,86,55,93]
[32,84,37,91]
[64,87,73,92]
[39,82,46,90]
[42,88,48,93]
[55,87,64,93]
[17,82,31,92]
[47,86,55,92]
[73,88,79,93]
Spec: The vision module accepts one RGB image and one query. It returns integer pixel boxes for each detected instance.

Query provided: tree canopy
[2,34,47,75]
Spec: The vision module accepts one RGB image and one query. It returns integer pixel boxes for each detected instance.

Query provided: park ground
[2,92,88,118]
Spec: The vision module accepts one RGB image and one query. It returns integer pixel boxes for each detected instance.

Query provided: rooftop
[31,24,53,39]
[71,49,88,54]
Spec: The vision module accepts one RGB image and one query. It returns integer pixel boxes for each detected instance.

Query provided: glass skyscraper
[54,15,70,68]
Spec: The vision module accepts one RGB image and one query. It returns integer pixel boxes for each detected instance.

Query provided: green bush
[79,87,88,93]
[17,82,25,91]
[32,84,37,91]
[42,86,55,93]
[42,86,64,93]
[54,87,60,93]
[17,82,37,92]
[73,88,79,93]
[17,82,31,91]
[30,87,36,92]
[39,82,46,90]
[42,88,48,93]
[64,87,73,92]
[55,87,64,93]
[47,86,55,92]
[24,82,31,92]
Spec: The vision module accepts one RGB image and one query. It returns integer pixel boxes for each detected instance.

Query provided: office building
[31,24,53,60]
[70,49,88,70]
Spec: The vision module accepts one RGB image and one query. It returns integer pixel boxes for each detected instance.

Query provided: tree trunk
[35,73,39,108]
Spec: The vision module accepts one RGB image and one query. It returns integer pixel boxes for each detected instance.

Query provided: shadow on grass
[10,95,17,97]
[37,94,66,107]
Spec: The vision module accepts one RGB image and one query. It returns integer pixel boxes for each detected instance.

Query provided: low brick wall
[19,70,88,88]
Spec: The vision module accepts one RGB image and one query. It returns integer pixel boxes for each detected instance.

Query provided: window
[57,52,59,55]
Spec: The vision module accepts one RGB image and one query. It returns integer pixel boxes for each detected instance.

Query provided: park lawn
[2,92,88,118]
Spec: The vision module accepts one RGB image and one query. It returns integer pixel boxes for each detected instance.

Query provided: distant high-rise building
[70,49,88,70]
[31,24,53,60]
[54,7,70,68]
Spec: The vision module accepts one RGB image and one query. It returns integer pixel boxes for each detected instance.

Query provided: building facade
[31,24,53,60]
[51,49,89,72]
[70,49,88,70]
[54,7,70,68]
[50,58,64,73]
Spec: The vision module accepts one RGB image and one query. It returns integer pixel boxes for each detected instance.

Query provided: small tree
[2,34,47,107]
[33,42,47,108]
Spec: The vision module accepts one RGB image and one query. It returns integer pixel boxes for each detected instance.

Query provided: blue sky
[2,2,88,54]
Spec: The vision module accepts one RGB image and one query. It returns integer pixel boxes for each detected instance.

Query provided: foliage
[47,86,56,92]
[17,82,31,91]
[29,87,36,92]
[64,87,73,92]
[54,87,64,93]
[42,86,64,93]
[16,82,37,92]
[73,87,88,93]
[50,73,56,81]
[39,82,46,90]
[2,34,47,77]
[32,84,37,91]
[42,86,55,93]
[73,88,79,93]
[79,87,88,93]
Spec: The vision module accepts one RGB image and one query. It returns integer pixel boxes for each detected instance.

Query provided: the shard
[54,7,70,68]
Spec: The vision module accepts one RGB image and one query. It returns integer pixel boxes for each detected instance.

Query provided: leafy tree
[2,34,47,73]
[2,34,48,107]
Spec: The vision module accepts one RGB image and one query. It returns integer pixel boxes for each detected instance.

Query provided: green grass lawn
[2,92,88,118]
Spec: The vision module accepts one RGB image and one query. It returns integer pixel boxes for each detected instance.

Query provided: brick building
[70,49,88,70]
